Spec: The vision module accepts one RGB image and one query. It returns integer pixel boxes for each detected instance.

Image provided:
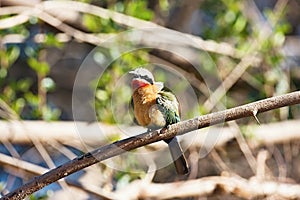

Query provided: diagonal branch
[1,91,300,200]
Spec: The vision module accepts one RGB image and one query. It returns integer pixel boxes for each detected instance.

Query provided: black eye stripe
[140,75,153,84]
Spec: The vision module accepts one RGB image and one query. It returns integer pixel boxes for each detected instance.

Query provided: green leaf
[12,98,25,114]
[125,1,153,20]
[7,46,20,66]
[234,15,247,33]
[96,89,109,101]
[25,92,39,105]
[27,57,50,76]
[44,33,63,48]
[17,78,33,92]
[42,106,61,121]
[0,68,7,78]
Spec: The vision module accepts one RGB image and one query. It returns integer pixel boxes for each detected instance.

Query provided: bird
[129,68,189,175]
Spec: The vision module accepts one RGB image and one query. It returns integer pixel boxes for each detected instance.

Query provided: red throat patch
[131,79,150,90]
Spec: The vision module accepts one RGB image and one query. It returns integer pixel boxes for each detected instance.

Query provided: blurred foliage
[199,0,294,121]
[26,32,62,120]
[83,14,124,33]
[113,154,146,190]
[0,0,299,198]
[95,50,150,123]
[201,0,250,42]
[0,23,61,120]
[0,0,295,122]
[85,0,297,124]
[29,193,49,200]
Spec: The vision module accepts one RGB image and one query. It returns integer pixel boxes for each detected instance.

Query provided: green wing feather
[157,88,189,174]
[156,89,180,125]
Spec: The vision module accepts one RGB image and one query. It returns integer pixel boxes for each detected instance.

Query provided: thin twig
[203,54,261,111]
[270,145,288,182]
[1,91,300,200]
[209,149,233,174]
[228,121,257,174]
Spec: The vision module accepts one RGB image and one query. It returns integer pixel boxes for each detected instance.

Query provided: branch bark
[1,91,300,199]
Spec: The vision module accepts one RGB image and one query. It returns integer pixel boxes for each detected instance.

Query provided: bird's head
[129,68,164,91]
[129,68,155,90]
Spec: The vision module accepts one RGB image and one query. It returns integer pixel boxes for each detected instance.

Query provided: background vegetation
[0,0,300,199]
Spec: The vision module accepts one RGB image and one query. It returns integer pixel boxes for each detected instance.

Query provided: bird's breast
[132,85,165,127]
[149,105,166,127]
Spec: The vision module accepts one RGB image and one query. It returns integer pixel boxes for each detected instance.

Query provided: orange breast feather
[132,84,158,127]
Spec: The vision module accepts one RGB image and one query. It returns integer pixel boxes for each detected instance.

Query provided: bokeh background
[1,0,300,199]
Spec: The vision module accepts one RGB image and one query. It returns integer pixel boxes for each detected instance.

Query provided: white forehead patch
[130,68,155,83]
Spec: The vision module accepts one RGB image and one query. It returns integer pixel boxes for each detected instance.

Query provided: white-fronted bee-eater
[129,68,189,175]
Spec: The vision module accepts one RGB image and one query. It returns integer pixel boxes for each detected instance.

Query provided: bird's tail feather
[165,137,189,175]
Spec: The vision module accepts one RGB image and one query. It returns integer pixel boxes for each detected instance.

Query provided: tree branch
[1,91,300,199]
